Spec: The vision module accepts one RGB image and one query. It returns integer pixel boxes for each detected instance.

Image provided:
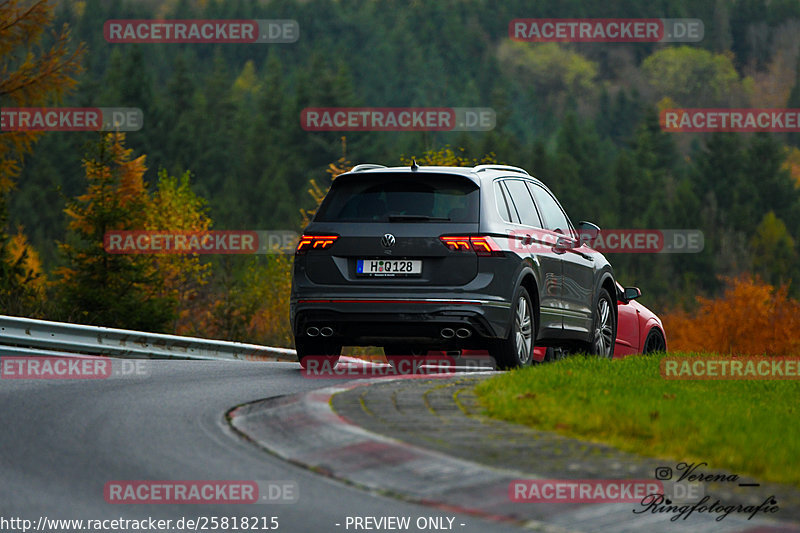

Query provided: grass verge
[474,352,799,486]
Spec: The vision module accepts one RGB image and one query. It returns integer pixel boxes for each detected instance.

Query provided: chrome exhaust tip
[441,328,455,339]
[455,328,472,339]
[306,326,320,337]
[320,326,334,337]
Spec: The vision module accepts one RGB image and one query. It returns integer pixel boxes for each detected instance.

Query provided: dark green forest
[6,0,800,332]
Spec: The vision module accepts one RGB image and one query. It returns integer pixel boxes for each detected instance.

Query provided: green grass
[474,352,800,486]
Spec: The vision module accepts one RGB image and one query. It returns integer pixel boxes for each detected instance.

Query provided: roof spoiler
[473,164,530,175]
[350,164,387,172]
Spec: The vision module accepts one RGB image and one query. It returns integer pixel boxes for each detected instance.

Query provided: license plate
[356,259,422,276]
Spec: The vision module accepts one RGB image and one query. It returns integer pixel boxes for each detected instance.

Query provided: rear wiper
[388,214,450,222]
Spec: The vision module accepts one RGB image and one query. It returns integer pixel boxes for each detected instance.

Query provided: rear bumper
[291,296,512,347]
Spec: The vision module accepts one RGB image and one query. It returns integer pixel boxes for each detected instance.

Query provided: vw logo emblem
[381,233,396,247]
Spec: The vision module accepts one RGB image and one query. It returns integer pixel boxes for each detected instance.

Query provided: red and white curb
[228,361,800,533]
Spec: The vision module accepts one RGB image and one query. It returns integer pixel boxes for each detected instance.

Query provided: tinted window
[499,181,520,223]
[504,180,542,227]
[494,181,511,222]
[528,183,571,233]
[315,174,479,222]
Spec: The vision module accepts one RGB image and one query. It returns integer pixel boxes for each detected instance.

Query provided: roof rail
[350,164,387,172]
[473,164,530,176]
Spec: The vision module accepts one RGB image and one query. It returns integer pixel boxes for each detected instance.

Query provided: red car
[611,282,667,357]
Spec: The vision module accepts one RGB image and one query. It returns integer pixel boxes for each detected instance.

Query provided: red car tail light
[470,236,502,256]
[440,235,502,256]
[440,236,472,251]
[296,235,338,254]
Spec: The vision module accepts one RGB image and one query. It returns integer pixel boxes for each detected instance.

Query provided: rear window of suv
[314,173,479,223]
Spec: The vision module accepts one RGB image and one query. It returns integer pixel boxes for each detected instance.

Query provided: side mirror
[623,287,642,301]
[577,221,600,243]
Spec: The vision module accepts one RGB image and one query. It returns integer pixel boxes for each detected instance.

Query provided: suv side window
[494,180,512,223]
[504,179,542,228]
[528,183,571,233]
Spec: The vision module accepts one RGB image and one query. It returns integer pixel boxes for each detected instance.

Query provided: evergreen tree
[57,134,175,330]
[750,211,796,288]
[744,133,798,231]
[690,133,749,230]
[787,52,800,148]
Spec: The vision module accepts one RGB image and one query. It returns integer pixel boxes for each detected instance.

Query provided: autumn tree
[0,0,84,187]
[496,41,599,116]
[191,254,294,347]
[663,275,800,356]
[787,53,800,148]
[0,0,84,314]
[750,211,796,288]
[146,170,212,333]
[641,46,750,107]
[57,133,175,331]
[0,216,45,315]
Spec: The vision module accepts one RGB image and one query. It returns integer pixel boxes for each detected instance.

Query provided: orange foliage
[6,226,45,291]
[64,133,148,237]
[180,256,293,347]
[0,0,85,190]
[663,275,800,355]
[246,255,293,347]
[147,170,212,333]
[783,146,800,187]
[57,133,149,290]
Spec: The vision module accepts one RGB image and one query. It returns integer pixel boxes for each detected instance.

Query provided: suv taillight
[296,235,338,254]
[440,235,502,257]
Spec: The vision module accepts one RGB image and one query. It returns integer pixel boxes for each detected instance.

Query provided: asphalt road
[0,360,524,533]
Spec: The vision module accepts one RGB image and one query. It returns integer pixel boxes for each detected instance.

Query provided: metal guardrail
[0,315,296,362]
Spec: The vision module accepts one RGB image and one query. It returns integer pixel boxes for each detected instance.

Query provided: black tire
[642,328,667,354]
[489,286,535,370]
[295,338,341,369]
[588,287,616,358]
